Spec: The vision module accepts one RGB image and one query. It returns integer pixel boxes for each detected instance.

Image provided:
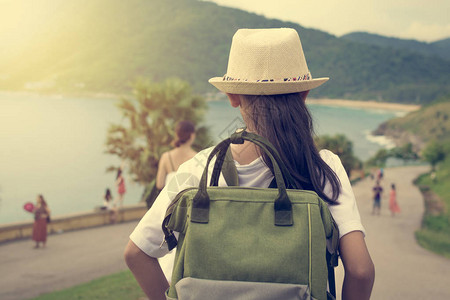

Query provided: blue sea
[0,93,401,224]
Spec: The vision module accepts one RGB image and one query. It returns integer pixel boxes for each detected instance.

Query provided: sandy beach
[307,98,421,112]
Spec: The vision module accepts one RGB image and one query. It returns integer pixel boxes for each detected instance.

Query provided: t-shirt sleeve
[320,150,366,238]
[129,149,212,258]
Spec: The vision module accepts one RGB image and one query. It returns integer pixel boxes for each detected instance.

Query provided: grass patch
[414,154,450,258]
[31,270,145,300]
[415,229,450,259]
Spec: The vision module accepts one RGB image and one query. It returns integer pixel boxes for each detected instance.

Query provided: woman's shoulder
[318,149,348,178]
[318,149,340,165]
[161,150,171,158]
[159,150,171,164]
[177,146,214,170]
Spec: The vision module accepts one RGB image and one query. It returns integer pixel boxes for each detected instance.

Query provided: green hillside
[374,99,450,150]
[372,99,450,257]
[0,0,449,103]
[341,32,450,61]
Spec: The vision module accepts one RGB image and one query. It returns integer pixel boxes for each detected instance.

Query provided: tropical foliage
[365,148,391,167]
[105,78,211,183]
[366,143,419,167]
[390,143,419,161]
[422,141,449,170]
[314,134,361,176]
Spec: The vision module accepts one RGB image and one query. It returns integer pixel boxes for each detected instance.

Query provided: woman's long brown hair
[240,92,341,204]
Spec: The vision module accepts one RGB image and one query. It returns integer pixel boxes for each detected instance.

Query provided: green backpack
[162,130,339,300]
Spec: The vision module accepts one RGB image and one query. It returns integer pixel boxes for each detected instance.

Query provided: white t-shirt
[164,171,176,187]
[130,147,365,264]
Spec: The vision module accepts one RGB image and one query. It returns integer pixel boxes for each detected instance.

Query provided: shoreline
[1,90,422,112]
[307,98,421,112]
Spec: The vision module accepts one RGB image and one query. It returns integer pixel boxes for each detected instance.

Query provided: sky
[204,0,450,42]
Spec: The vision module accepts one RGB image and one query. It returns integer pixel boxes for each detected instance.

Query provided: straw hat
[209,28,329,95]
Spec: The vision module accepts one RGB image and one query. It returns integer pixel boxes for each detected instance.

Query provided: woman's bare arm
[339,231,375,300]
[124,240,169,300]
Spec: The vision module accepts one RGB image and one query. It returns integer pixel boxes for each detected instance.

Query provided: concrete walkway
[0,221,139,300]
[335,165,450,299]
[1,165,449,300]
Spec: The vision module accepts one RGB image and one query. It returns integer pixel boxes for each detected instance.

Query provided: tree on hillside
[314,134,361,176]
[390,143,419,162]
[422,141,447,171]
[366,148,390,167]
[105,78,212,184]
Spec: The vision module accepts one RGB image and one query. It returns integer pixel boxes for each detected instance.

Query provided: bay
[0,93,400,224]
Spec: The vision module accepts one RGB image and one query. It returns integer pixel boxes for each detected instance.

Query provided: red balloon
[23,202,34,213]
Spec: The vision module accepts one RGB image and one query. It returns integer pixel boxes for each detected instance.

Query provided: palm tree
[314,134,360,176]
[105,78,212,184]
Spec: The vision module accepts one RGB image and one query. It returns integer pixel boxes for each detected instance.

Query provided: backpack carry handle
[211,129,296,191]
[209,131,297,189]
[191,129,293,226]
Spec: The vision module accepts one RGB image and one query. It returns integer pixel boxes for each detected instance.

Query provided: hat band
[223,72,311,83]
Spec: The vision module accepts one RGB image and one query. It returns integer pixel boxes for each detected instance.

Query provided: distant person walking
[372,180,383,215]
[377,167,384,181]
[389,183,401,217]
[115,168,126,208]
[32,194,51,248]
[155,120,197,281]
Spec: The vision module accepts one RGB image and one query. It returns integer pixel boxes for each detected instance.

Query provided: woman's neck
[230,142,260,165]
[176,143,192,151]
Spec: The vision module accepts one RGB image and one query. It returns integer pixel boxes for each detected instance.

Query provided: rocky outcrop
[373,122,426,153]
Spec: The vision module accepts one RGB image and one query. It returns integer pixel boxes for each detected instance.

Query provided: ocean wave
[365,130,396,149]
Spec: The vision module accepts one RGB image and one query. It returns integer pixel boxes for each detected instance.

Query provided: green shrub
[423,215,450,233]
[415,229,450,259]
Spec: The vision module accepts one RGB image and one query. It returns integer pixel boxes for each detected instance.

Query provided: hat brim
[208,77,329,95]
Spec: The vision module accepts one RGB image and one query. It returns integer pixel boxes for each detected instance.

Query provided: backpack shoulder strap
[222,147,239,186]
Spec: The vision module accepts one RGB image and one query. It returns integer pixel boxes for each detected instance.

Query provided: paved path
[0,221,139,300]
[335,165,450,299]
[1,165,449,300]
